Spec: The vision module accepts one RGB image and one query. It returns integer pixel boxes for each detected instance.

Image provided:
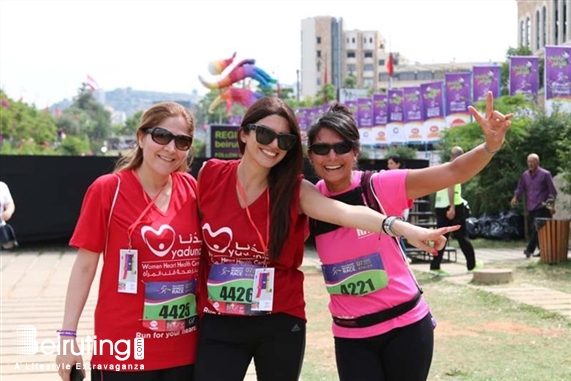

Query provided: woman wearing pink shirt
[307,92,511,381]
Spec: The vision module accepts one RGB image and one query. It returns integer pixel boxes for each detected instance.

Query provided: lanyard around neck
[127,177,169,248]
[235,178,270,258]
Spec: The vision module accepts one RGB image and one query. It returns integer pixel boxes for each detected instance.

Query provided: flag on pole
[87,75,99,91]
[386,53,394,89]
[386,53,394,77]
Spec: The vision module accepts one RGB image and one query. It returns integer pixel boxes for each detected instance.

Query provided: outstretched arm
[299,180,457,254]
[405,91,513,200]
[56,249,99,381]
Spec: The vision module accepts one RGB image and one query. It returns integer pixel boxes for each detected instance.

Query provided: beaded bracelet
[484,143,500,155]
[57,330,77,337]
[382,216,403,237]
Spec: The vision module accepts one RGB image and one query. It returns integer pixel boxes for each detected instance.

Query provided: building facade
[300,17,493,98]
[300,16,343,97]
[517,0,571,55]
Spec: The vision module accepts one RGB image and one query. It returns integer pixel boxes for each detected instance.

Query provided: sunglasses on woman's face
[144,127,193,151]
[309,141,354,156]
[245,124,297,151]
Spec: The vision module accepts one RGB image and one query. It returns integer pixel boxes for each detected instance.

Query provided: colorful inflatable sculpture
[200,53,277,114]
[208,87,264,114]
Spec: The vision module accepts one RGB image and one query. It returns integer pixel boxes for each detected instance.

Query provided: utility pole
[296,69,301,101]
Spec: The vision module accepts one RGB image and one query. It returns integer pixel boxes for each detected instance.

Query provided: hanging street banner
[509,56,539,101]
[403,87,424,143]
[545,45,571,114]
[445,72,472,127]
[357,97,374,145]
[421,81,445,142]
[386,89,406,143]
[372,93,388,145]
[473,65,501,102]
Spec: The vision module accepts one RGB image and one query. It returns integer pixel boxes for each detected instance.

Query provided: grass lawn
[300,255,571,380]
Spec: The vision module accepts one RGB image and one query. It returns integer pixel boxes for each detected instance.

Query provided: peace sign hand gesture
[468,91,513,153]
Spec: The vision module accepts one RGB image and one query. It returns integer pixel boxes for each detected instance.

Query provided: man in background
[511,153,557,258]
[430,146,479,275]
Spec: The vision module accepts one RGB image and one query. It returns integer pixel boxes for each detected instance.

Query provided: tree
[314,83,337,106]
[121,110,144,136]
[0,90,58,154]
[72,84,112,141]
[437,94,570,217]
[344,74,356,89]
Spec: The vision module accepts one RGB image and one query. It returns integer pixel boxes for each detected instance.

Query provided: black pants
[431,204,476,270]
[526,207,552,254]
[91,364,193,381]
[194,313,306,381]
[334,313,435,381]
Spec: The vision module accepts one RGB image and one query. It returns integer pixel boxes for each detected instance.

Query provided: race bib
[322,252,387,295]
[207,264,273,316]
[142,279,197,332]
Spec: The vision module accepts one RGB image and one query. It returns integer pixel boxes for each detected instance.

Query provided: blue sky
[0,0,517,106]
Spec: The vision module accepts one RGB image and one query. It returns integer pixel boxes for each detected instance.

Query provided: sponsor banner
[295,108,310,132]
[226,114,243,126]
[545,45,571,114]
[473,65,501,102]
[445,72,472,127]
[357,98,374,145]
[421,81,446,142]
[210,125,241,159]
[338,88,369,104]
[509,56,539,101]
[372,93,388,145]
[403,87,424,143]
[386,89,406,143]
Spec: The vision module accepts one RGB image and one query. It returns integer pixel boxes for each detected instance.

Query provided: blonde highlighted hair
[114,102,195,173]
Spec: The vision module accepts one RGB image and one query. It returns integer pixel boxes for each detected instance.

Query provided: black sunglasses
[144,127,193,151]
[309,141,354,156]
[245,124,297,151]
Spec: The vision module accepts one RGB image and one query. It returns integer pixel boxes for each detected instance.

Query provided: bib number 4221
[340,279,375,295]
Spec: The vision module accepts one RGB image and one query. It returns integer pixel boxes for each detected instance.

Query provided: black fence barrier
[0,155,427,245]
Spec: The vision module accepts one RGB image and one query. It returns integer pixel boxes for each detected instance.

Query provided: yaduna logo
[202,223,233,253]
[141,224,175,257]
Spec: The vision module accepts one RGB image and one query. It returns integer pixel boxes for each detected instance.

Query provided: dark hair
[306,103,360,154]
[114,102,194,173]
[238,97,303,261]
[387,154,405,168]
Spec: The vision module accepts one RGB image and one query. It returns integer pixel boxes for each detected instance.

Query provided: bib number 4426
[219,286,253,303]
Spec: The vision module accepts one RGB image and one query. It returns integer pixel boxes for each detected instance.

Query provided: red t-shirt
[197,159,307,320]
[70,170,202,371]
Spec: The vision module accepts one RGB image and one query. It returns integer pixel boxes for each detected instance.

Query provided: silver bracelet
[382,216,403,237]
[484,143,500,155]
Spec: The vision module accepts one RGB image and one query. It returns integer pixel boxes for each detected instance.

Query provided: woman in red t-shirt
[56,102,202,381]
[194,97,459,381]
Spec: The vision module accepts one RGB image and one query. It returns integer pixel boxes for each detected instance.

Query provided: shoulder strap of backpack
[360,170,381,213]
[360,170,424,294]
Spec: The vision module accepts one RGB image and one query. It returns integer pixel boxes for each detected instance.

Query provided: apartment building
[300,16,343,97]
[517,0,571,55]
[300,16,489,97]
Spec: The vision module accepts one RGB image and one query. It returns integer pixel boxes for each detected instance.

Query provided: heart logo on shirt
[202,223,233,253]
[141,224,175,257]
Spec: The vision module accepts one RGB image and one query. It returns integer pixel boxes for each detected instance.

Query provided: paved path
[1,245,569,380]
